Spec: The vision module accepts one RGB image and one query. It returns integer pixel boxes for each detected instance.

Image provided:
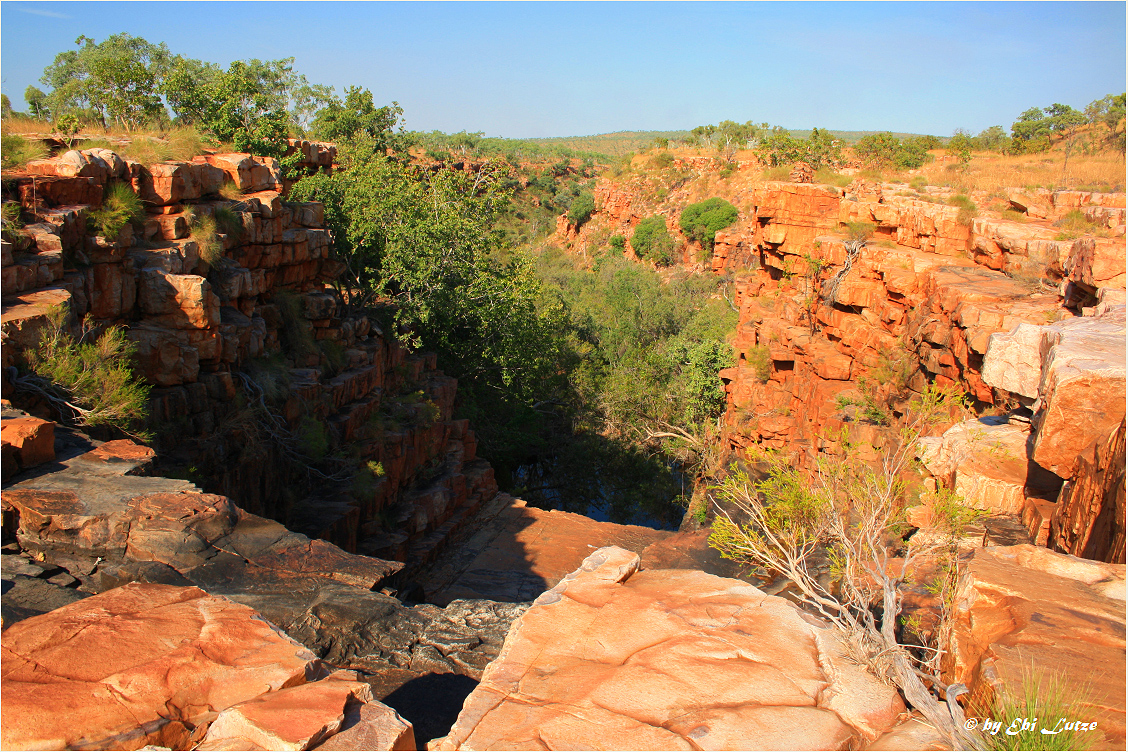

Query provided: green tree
[631,216,676,265]
[1011,106,1053,153]
[1086,93,1126,130]
[41,34,170,129]
[1,94,11,118]
[947,129,973,169]
[974,125,1010,153]
[758,126,842,169]
[567,191,596,227]
[289,136,564,399]
[310,86,405,150]
[679,197,738,255]
[855,132,931,170]
[163,57,302,156]
[24,86,50,120]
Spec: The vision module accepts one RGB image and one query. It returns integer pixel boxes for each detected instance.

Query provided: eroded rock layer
[2,147,496,567]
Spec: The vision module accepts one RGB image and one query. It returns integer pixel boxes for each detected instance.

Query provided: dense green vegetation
[631,216,677,266]
[854,132,934,170]
[679,198,738,255]
[285,97,731,525]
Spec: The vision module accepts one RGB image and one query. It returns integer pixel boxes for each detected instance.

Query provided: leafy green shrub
[24,304,150,434]
[567,191,595,227]
[651,151,675,169]
[87,182,144,239]
[609,234,626,252]
[855,132,932,170]
[909,175,929,192]
[631,216,676,265]
[0,134,49,171]
[679,197,738,255]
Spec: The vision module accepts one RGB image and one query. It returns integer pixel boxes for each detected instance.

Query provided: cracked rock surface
[434,546,906,751]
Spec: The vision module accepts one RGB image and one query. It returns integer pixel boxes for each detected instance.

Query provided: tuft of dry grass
[219,182,244,201]
[760,165,791,181]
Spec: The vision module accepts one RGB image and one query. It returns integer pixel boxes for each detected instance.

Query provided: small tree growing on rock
[709,383,980,749]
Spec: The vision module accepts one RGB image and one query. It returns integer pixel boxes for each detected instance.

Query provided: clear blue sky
[2,2,1124,138]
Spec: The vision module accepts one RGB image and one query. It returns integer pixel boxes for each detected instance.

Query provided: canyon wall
[1,146,495,567]
[563,167,1126,563]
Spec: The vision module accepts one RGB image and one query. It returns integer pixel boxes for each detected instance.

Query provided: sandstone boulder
[138,269,219,329]
[1030,308,1126,475]
[200,673,400,751]
[0,583,324,751]
[946,545,1126,749]
[918,417,1030,515]
[0,415,55,471]
[435,546,905,751]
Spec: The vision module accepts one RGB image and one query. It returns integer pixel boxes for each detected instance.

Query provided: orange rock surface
[435,547,906,751]
[0,583,323,751]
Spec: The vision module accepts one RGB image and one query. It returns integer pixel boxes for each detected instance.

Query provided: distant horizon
[2,1,1124,138]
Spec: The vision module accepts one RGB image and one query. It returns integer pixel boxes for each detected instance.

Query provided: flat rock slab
[201,672,413,751]
[424,495,672,604]
[0,583,323,751]
[947,545,1126,749]
[434,546,905,751]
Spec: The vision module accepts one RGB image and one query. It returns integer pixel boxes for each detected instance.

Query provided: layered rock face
[568,173,1126,565]
[435,546,907,751]
[2,147,496,564]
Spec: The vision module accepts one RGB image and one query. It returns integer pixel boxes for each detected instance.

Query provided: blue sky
[1,2,1124,138]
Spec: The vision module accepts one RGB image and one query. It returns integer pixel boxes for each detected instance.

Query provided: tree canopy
[679,198,738,254]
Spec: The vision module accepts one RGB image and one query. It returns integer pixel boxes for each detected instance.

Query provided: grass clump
[1,133,49,171]
[747,344,771,383]
[319,339,347,377]
[214,205,244,242]
[189,212,223,265]
[219,181,245,201]
[24,304,150,435]
[948,194,979,225]
[814,168,852,188]
[974,667,1095,751]
[1053,209,1108,240]
[761,165,791,181]
[298,416,329,460]
[87,182,144,239]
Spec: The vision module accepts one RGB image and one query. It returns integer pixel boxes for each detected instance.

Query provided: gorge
[2,116,1126,749]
